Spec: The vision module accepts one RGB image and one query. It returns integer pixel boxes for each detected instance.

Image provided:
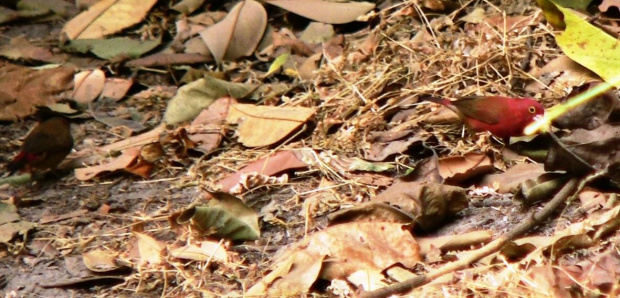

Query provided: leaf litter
[3,0,620,297]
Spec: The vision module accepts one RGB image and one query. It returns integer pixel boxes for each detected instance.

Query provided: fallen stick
[361,174,590,298]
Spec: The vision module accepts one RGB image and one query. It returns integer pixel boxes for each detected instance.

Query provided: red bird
[424,96,545,139]
[7,116,73,174]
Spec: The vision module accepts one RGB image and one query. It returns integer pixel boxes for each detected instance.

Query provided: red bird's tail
[7,152,27,174]
[420,95,451,106]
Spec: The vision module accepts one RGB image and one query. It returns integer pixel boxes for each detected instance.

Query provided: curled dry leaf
[82,249,125,273]
[438,153,493,184]
[171,0,205,14]
[0,201,37,243]
[373,181,468,231]
[265,0,375,24]
[199,0,267,63]
[365,129,424,161]
[169,241,228,264]
[74,146,143,180]
[480,163,546,193]
[327,202,415,225]
[61,0,158,40]
[247,222,419,296]
[73,69,105,103]
[226,104,315,147]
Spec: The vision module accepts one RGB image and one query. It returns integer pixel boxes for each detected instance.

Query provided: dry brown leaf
[438,153,493,184]
[63,125,165,170]
[526,56,599,95]
[169,241,228,264]
[298,52,322,80]
[365,130,423,161]
[217,150,308,192]
[74,146,142,180]
[479,163,546,193]
[0,36,63,63]
[578,188,607,213]
[226,103,315,147]
[247,250,322,296]
[61,0,158,40]
[265,0,374,24]
[134,232,165,266]
[82,249,122,272]
[100,78,133,101]
[73,69,105,103]
[0,62,74,121]
[199,0,267,63]
[373,181,468,231]
[247,222,419,295]
[185,97,236,154]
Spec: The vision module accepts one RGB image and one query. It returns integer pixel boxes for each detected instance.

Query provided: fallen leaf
[247,222,419,295]
[164,76,257,125]
[62,0,158,40]
[74,146,143,180]
[0,62,74,121]
[73,69,106,103]
[0,36,62,63]
[554,4,620,87]
[185,97,236,154]
[0,202,37,243]
[438,153,493,184]
[264,0,375,24]
[100,78,133,101]
[177,192,260,241]
[134,232,165,266]
[63,36,161,60]
[226,104,315,147]
[373,181,469,231]
[169,241,228,263]
[82,249,123,272]
[217,150,308,192]
[553,82,619,130]
[199,0,267,63]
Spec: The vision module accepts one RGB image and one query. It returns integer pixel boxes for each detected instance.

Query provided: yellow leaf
[226,104,315,147]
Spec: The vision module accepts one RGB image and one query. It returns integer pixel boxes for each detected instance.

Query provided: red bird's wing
[450,97,502,124]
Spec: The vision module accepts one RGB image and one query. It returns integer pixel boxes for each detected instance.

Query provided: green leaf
[177,192,260,241]
[554,5,620,86]
[266,53,289,77]
[63,36,161,60]
[163,76,258,125]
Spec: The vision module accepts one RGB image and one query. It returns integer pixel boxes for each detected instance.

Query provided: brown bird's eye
[528,106,536,114]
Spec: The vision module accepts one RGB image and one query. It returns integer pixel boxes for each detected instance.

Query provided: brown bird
[7,116,73,174]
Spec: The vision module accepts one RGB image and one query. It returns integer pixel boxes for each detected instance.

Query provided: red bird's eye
[528,106,536,114]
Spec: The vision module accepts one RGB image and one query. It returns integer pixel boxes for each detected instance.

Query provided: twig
[361,176,583,298]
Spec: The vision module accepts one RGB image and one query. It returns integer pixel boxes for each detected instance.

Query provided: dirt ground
[2,0,620,297]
